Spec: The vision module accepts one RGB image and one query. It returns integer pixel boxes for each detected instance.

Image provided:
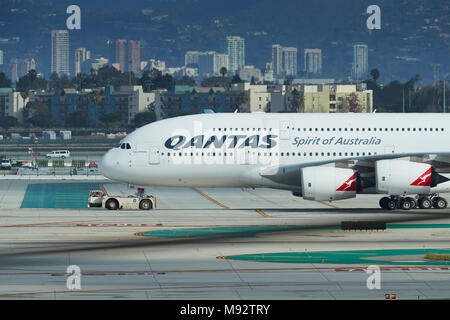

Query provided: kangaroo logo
[336,173,357,192]
[410,167,432,186]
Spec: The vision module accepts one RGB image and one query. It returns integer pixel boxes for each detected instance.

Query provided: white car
[0,159,12,170]
[46,150,70,159]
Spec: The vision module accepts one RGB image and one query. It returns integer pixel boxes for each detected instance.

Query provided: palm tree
[370,69,380,83]
[220,67,227,78]
[238,91,249,111]
[291,89,304,112]
[89,90,103,105]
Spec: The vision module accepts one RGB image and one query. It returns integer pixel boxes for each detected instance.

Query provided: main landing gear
[379,194,448,210]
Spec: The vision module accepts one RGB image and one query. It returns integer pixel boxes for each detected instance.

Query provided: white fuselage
[100,113,450,192]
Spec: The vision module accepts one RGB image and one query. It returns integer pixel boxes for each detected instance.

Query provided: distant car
[46,150,70,159]
[31,152,40,156]
[11,160,23,167]
[0,159,12,170]
[88,161,98,168]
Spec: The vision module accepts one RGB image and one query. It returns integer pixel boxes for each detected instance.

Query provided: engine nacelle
[375,160,437,196]
[301,166,357,201]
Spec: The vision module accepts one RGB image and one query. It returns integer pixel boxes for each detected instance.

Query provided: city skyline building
[304,49,323,75]
[19,58,36,77]
[272,45,284,76]
[115,39,127,73]
[226,36,245,74]
[283,47,297,76]
[197,52,215,76]
[184,51,203,67]
[106,40,115,64]
[185,51,229,76]
[127,40,141,74]
[114,40,141,74]
[75,47,91,75]
[51,30,70,76]
[353,43,369,81]
[10,59,19,83]
[9,58,36,83]
[272,44,298,77]
[213,53,229,75]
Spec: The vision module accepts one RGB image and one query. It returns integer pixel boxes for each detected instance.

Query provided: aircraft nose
[99,150,115,179]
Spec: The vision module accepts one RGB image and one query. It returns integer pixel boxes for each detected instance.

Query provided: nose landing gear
[379,194,448,210]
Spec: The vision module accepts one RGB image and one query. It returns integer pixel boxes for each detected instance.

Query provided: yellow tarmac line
[318,201,340,209]
[255,209,271,218]
[191,187,230,209]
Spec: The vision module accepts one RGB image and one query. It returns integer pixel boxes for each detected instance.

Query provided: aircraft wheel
[386,199,397,210]
[379,197,390,209]
[433,197,448,209]
[418,198,432,209]
[404,197,417,209]
[106,198,119,210]
[400,199,412,210]
[139,199,153,210]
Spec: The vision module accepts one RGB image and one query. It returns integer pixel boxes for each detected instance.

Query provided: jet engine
[301,166,357,201]
[375,160,438,195]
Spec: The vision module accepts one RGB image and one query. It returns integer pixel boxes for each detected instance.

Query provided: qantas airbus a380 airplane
[100,112,450,210]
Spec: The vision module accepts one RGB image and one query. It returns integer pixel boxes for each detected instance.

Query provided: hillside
[0,0,448,84]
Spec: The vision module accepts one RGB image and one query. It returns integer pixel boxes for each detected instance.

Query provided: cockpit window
[117,142,131,150]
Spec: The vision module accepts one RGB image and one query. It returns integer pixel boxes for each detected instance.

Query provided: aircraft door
[237,147,250,165]
[279,121,291,140]
[148,146,160,165]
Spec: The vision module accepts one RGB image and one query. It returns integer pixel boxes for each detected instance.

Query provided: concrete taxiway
[1,179,450,299]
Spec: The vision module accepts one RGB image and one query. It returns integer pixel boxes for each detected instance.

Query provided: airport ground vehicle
[88,190,104,207]
[0,159,12,170]
[46,150,70,159]
[88,186,156,210]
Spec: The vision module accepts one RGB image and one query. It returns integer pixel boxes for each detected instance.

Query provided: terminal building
[152,82,372,118]
[0,88,28,122]
[28,85,155,126]
[6,81,372,127]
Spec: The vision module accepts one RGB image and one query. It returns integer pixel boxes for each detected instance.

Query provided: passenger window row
[212,128,273,132]
[299,127,445,132]
[160,151,377,157]
[210,127,445,132]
